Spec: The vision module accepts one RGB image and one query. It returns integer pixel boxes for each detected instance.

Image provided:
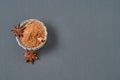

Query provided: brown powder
[19,20,45,48]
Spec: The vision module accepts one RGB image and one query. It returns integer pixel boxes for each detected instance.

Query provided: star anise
[11,23,25,37]
[23,50,39,64]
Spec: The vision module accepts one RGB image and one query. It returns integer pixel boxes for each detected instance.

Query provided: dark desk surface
[0,0,120,80]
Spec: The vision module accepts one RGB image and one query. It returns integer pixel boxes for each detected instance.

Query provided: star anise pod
[11,23,25,37]
[23,50,39,64]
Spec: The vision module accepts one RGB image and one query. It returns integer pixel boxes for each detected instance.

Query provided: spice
[11,19,47,63]
[23,50,38,64]
[11,23,25,37]
[11,20,45,48]
[19,20,45,48]
[11,19,46,64]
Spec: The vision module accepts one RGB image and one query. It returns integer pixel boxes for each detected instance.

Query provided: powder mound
[19,20,45,48]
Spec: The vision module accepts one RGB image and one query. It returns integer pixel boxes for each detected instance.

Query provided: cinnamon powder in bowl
[16,19,47,51]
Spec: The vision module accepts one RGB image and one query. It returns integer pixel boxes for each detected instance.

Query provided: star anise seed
[11,23,26,37]
[23,50,39,64]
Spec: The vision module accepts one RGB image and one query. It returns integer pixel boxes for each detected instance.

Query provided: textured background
[0,0,120,80]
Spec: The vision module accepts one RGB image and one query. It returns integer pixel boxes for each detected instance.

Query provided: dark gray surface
[0,0,120,80]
